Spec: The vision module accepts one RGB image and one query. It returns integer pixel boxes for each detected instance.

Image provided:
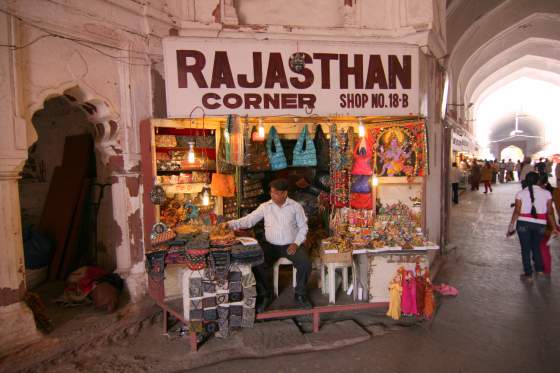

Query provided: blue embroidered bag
[292,126,317,167]
[266,126,287,170]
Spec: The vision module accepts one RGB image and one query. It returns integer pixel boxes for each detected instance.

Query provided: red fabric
[540,233,551,274]
[351,136,373,176]
[520,213,547,219]
[350,192,373,210]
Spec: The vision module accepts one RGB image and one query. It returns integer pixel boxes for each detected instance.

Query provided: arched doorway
[500,145,524,163]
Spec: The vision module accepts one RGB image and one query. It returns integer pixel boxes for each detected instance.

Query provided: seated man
[224,178,312,312]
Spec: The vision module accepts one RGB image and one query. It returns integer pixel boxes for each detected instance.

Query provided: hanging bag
[314,124,330,171]
[266,126,287,170]
[351,175,372,193]
[246,126,271,172]
[292,125,317,167]
[350,192,373,210]
[211,173,236,197]
[351,135,373,176]
[217,127,234,173]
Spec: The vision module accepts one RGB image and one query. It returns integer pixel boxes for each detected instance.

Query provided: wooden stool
[273,258,297,297]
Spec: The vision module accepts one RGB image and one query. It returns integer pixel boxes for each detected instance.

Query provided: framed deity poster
[370,121,427,177]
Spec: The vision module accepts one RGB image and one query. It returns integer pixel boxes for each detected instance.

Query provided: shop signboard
[163,37,419,118]
[451,132,463,152]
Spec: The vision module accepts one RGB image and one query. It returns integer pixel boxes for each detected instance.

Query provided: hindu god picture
[374,127,418,177]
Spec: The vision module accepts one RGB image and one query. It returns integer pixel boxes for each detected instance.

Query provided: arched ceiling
[446,0,560,156]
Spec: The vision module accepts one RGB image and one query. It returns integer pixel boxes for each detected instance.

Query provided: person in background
[556,160,560,187]
[507,172,559,281]
[499,159,506,183]
[224,178,312,311]
[520,157,534,188]
[470,160,481,191]
[450,162,462,204]
[515,160,522,181]
[537,173,559,274]
[545,158,553,177]
[506,159,515,182]
[536,157,546,176]
[491,160,498,184]
[481,161,494,193]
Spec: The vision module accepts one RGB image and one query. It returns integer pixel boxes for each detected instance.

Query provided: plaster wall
[1,0,446,313]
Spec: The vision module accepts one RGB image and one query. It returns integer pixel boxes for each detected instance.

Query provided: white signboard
[163,38,419,118]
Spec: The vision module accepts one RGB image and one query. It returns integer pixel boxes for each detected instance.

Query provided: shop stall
[138,36,438,351]
[140,115,438,351]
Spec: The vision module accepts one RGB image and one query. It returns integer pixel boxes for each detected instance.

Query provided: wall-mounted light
[187,141,196,164]
[371,175,379,187]
[358,117,365,138]
[258,118,265,139]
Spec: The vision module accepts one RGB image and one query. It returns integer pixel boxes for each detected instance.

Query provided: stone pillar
[0,13,41,356]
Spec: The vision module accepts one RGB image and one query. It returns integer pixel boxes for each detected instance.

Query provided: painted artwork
[371,121,426,177]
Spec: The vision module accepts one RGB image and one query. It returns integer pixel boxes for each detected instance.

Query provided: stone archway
[500,145,525,162]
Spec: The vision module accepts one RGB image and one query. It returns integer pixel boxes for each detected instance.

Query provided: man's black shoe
[256,295,273,313]
[294,294,312,309]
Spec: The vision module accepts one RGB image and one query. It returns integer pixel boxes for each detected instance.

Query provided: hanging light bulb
[371,175,379,187]
[187,141,196,164]
[358,117,365,138]
[258,118,265,139]
[202,189,210,206]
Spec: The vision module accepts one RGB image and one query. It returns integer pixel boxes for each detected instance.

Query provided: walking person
[507,172,559,280]
[520,157,534,188]
[506,159,515,182]
[481,161,493,193]
[470,160,481,191]
[556,160,560,187]
[515,160,522,181]
[499,159,506,183]
[450,162,462,204]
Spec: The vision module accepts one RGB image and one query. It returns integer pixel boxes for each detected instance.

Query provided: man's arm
[293,204,309,246]
[228,204,265,230]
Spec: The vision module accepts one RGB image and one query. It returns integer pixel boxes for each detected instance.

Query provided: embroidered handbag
[351,135,373,175]
[210,173,235,197]
[246,126,271,172]
[292,125,317,167]
[216,319,229,338]
[228,292,243,303]
[202,296,217,308]
[145,250,166,282]
[230,305,243,316]
[202,281,216,294]
[351,175,372,193]
[189,309,203,321]
[244,297,256,308]
[217,305,230,319]
[217,128,234,173]
[189,277,203,298]
[216,293,228,305]
[228,270,242,282]
[203,308,218,321]
[266,126,287,171]
[184,249,208,271]
[314,124,330,171]
[242,272,256,288]
[230,315,242,328]
[229,281,242,293]
[190,298,203,310]
[350,192,373,210]
[150,184,166,205]
[241,307,255,328]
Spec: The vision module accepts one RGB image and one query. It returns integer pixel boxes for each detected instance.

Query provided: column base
[117,261,147,303]
[0,302,42,357]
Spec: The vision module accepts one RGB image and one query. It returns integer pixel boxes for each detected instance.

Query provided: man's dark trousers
[253,242,311,297]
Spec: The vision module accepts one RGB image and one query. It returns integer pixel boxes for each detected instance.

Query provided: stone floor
[6,181,560,372]
[193,181,560,373]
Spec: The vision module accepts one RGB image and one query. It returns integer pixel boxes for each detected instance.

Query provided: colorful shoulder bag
[292,125,317,167]
[266,126,287,170]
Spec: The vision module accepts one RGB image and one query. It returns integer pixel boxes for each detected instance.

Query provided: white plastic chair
[273,258,297,297]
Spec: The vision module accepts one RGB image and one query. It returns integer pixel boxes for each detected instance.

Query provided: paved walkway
[194,182,560,373]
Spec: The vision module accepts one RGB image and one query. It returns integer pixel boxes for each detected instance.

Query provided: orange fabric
[211,173,235,197]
